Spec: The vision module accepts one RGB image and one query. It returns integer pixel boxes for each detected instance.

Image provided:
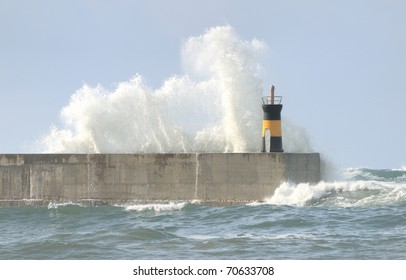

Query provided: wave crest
[266,180,406,207]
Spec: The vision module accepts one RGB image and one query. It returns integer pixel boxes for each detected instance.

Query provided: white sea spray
[38,26,313,154]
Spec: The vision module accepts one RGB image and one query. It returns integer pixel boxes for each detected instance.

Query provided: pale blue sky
[1,0,405,169]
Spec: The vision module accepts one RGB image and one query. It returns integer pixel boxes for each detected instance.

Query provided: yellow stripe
[262,120,282,137]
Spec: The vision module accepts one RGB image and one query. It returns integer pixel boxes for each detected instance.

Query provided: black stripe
[270,137,283,152]
[262,104,283,120]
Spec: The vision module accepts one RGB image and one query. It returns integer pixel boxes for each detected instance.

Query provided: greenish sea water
[1,167,406,259]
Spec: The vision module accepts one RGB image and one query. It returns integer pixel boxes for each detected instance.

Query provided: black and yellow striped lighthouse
[261,85,283,152]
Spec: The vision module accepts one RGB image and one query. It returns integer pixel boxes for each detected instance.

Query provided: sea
[1,167,406,260]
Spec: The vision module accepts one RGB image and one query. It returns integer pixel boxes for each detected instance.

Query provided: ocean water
[1,167,406,260]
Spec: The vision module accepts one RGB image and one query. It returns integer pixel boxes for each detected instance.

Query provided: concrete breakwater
[0,153,320,205]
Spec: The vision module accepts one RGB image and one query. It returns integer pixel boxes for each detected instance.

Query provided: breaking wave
[265,168,406,207]
[343,167,406,182]
[38,25,313,154]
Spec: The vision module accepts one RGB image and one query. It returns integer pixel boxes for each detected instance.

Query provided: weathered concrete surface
[0,153,320,205]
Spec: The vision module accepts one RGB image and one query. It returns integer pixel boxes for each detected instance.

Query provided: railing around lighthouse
[262,96,282,105]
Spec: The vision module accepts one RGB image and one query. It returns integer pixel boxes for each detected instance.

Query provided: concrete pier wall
[0,153,320,205]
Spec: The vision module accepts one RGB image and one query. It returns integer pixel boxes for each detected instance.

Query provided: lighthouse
[261,85,283,152]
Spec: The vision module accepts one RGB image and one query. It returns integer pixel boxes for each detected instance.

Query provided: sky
[1,0,405,169]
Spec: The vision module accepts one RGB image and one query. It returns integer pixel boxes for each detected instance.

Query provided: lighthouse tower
[261,85,283,152]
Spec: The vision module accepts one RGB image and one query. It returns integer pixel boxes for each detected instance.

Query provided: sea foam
[266,178,406,207]
[123,202,186,212]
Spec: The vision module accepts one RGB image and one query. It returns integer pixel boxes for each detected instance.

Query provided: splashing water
[122,202,187,212]
[265,167,406,207]
[39,25,313,154]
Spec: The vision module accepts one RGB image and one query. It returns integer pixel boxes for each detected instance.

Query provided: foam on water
[47,201,86,209]
[266,176,406,207]
[38,25,313,154]
[122,202,186,212]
